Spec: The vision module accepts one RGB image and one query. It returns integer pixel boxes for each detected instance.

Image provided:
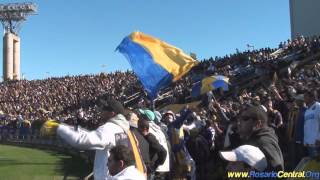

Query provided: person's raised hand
[40,119,60,137]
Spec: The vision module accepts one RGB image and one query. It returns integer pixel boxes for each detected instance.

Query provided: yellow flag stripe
[130,32,198,81]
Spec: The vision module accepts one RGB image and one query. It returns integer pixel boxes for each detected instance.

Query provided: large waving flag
[116,32,198,99]
[191,75,229,97]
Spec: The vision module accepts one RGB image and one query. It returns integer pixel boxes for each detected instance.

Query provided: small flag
[191,75,229,97]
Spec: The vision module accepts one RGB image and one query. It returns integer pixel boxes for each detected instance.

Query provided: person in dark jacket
[138,118,167,179]
[126,111,152,173]
[238,106,284,171]
[292,96,307,166]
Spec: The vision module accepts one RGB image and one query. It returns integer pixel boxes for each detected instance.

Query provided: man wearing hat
[41,96,145,180]
[138,109,170,180]
[163,110,175,125]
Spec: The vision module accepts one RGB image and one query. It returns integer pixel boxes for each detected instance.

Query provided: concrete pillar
[13,35,20,80]
[3,33,13,81]
[3,33,20,81]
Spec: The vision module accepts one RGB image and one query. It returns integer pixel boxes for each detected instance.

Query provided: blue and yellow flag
[116,32,198,99]
[191,75,229,97]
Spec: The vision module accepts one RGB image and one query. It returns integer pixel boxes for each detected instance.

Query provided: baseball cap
[164,110,175,117]
[219,145,267,171]
[138,109,155,121]
[153,111,162,123]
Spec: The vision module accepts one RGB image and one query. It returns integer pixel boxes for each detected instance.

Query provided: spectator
[291,94,307,167]
[126,111,151,175]
[238,106,284,171]
[138,109,170,180]
[264,98,283,129]
[55,96,145,180]
[303,90,320,157]
[108,145,146,180]
[138,118,167,179]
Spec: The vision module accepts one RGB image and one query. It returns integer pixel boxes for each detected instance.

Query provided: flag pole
[151,99,155,111]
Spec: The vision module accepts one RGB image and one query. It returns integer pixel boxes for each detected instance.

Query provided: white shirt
[148,121,170,172]
[57,114,129,180]
[304,102,320,145]
[110,166,146,180]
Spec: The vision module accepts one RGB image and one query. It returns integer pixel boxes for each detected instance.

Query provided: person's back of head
[97,95,126,121]
[100,96,125,114]
[304,89,317,105]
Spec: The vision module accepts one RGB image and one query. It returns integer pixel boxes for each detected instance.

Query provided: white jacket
[148,121,170,172]
[57,114,130,180]
[304,102,320,145]
[110,166,146,180]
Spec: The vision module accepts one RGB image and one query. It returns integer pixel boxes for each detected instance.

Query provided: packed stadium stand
[1,34,320,179]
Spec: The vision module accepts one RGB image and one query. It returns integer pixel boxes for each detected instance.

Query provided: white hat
[219,145,267,171]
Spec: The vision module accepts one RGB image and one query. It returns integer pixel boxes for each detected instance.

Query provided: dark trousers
[294,142,307,167]
[148,172,170,180]
[154,172,170,180]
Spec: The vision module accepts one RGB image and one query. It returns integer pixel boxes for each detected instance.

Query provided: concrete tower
[0,3,36,81]
[3,32,20,80]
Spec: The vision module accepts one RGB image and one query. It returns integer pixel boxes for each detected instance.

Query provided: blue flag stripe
[117,37,173,99]
[191,81,201,98]
[212,80,229,90]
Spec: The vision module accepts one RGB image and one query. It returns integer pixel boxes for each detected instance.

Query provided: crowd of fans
[0,71,144,130]
[1,35,320,179]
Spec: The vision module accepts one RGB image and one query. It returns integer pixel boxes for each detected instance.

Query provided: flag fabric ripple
[116,32,198,99]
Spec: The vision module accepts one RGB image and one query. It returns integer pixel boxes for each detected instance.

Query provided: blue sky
[0,0,290,80]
